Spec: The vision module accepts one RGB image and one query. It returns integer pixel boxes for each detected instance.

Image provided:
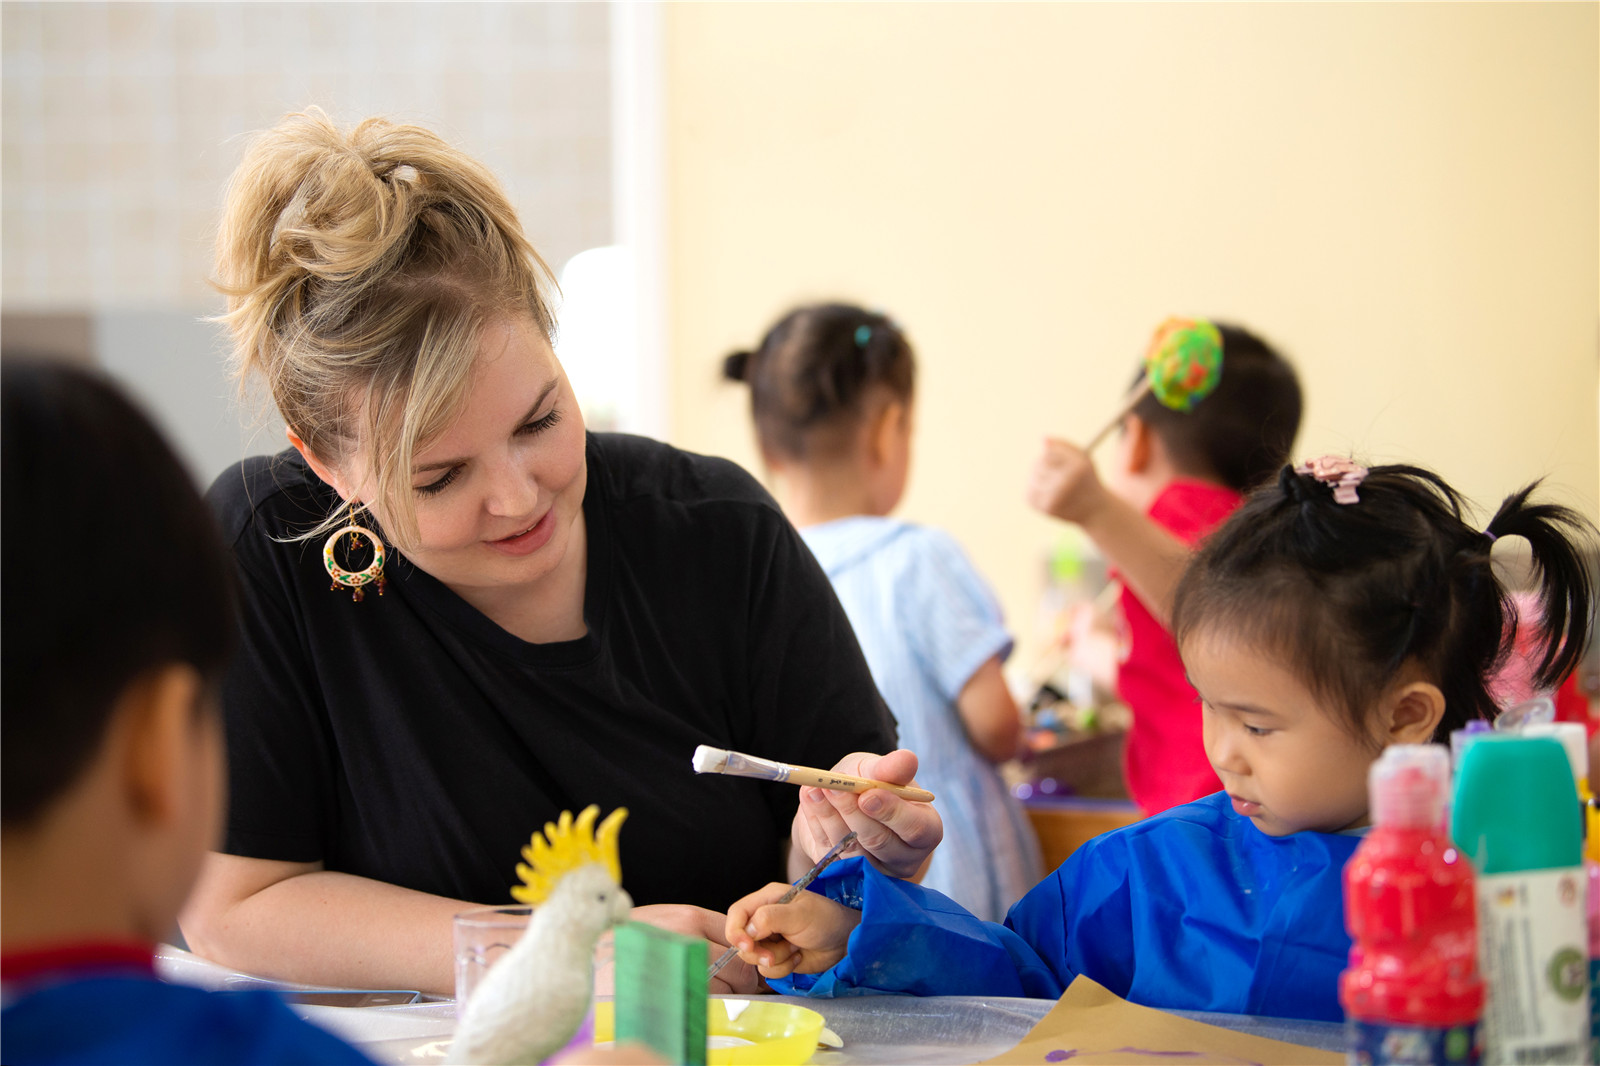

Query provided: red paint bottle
[1341,745,1482,1065]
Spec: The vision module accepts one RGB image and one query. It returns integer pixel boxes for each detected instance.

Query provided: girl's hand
[724,884,862,979]
[1027,437,1109,525]
[790,750,942,881]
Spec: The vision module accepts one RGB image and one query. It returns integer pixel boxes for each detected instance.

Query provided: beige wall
[1,1,611,310]
[664,2,1599,668]
[1,1,612,484]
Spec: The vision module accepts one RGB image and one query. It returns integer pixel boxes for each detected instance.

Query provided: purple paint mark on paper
[1045,1052,1075,1063]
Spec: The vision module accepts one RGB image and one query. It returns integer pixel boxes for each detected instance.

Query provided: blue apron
[773,792,1358,1022]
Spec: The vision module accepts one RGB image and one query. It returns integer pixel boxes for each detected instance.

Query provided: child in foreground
[724,303,1041,922]
[726,457,1595,1021]
[0,362,372,1064]
[0,363,658,1066]
[1027,319,1302,814]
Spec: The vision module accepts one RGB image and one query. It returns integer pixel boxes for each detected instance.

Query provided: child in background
[724,303,1042,922]
[723,457,1595,1022]
[0,362,374,1064]
[1027,321,1302,814]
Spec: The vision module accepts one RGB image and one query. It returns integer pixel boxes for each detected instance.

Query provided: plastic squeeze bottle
[1516,720,1600,1063]
[1587,796,1600,1065]
[1453,735,1589,1064]
[1342,745,1482,1064]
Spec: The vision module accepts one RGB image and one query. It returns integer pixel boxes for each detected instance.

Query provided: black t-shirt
[207,432,897,911]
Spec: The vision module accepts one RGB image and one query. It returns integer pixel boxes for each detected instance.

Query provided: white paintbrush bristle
[691,744,729,774]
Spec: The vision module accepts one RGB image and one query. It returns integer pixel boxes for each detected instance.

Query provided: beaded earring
[323,499,386,602]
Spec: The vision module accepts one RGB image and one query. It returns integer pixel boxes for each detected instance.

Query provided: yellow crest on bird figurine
[511,805,628,905]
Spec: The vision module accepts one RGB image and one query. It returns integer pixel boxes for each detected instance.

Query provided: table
[156,946,1346,1064]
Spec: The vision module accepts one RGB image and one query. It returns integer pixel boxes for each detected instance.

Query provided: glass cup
[452,904,533,1016]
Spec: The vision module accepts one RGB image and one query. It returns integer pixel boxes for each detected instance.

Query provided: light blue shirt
[802,516,1042,922]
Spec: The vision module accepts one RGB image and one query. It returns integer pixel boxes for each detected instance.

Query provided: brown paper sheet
[976,976,1343,1065]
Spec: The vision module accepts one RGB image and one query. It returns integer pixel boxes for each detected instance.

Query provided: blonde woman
[179,109,939,996]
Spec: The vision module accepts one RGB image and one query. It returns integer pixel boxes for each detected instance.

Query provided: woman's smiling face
[353,314,588,602]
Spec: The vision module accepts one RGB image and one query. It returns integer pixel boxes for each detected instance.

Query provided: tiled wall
[2,1,612,310]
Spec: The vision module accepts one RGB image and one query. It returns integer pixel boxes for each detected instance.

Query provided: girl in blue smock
[724,304,1042,923]
[723,458,1596,1021]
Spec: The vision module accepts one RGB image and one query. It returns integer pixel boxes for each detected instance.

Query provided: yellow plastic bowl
[593,997,825,1066]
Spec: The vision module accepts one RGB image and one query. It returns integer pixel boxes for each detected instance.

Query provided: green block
[614,921,708,1066]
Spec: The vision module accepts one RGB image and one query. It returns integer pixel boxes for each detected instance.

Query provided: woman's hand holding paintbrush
[692,746,943,883]
[786,749,941,883]
[692,745,934,802]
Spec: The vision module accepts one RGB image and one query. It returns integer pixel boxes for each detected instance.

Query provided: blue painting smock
[1,943,373,1065]
[772,792,1358,1021]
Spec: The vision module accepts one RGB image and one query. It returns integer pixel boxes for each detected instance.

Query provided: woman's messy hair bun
[212,107,557,547]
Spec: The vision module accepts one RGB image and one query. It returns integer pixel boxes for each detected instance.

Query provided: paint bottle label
[1477,866,1589,1064]
[1346,1020,1479,1065]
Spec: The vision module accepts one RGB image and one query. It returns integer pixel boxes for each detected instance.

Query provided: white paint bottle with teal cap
[1521,722,1598,1064]
[1453,734,1589,1065]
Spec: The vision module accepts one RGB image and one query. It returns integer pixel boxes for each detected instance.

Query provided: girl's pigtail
[722,350,752,383]
[1486,482,1597,690]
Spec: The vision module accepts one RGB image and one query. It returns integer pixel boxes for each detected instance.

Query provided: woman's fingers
[796,750,942,880]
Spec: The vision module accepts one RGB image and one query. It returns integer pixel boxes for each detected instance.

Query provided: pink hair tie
[1295,456,1367,505]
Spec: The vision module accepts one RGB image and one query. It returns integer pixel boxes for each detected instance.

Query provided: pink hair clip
[1295,455,1367,505]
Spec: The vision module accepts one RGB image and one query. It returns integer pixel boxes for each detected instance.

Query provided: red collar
[1,941,156,985]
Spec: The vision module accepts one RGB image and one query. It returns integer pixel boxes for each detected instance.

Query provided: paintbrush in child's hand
[706,830,860,980]
[691,745,935,802]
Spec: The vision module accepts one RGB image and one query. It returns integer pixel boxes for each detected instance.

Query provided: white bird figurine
[448,806,633,1066]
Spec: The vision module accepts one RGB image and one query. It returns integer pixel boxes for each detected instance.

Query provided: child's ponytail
[1483,484,1596,692]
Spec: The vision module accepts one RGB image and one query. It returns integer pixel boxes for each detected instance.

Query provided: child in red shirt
[1027,321,1302,814]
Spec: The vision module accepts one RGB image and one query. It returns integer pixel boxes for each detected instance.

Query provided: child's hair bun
[724,302,915,462]
[722,350,753,383]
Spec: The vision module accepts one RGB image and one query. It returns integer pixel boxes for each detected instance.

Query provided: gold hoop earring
[324,501,386,602]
